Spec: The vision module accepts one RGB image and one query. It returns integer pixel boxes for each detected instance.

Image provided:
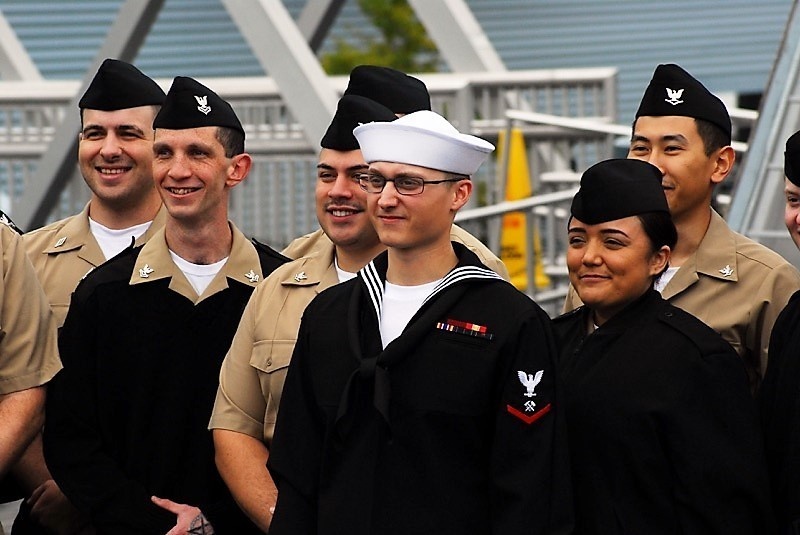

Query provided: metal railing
[0,68,618,247]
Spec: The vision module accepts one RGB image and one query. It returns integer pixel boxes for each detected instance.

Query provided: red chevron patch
[506,402,551,425]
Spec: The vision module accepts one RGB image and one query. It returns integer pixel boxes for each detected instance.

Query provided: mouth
[165,187,201,196]
[96,166,131,176]
[326,204,364,218]
[579,273,609,281]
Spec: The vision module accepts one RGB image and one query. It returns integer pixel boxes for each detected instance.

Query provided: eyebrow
[631,133,689,144]
[567,226,630,238]
[317,163,368,173]
[81,124,146,135]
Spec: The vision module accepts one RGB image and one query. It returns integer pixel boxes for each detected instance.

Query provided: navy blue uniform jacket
[268,243,573,535]
[554,289,773,534]
[43,237,287,534]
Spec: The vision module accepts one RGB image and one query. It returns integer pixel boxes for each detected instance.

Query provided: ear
[450,179,472,212]
[710,145,735,185]
[648,245,671,277]
[226,153,252,188]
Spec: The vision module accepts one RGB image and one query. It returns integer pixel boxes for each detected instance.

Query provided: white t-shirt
[335,257,357,283]
[654,266,679,293]
[89,218,152,260]
[379,278,442,348]
[169,250,228,296]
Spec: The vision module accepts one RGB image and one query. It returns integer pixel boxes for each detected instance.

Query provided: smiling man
[12,58,166,535]
[267,110,571,535]
[209,66,506,532]
[566,63,800,392]
[24,58,167,328]
[43,76,286,535]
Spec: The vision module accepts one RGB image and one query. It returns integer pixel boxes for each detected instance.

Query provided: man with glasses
[210,67,506,531]
[267,110,571,535]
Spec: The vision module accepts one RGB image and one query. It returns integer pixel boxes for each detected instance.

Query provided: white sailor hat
[353,110,494,175]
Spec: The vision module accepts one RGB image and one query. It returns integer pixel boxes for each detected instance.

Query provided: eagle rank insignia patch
[507,368,551,425]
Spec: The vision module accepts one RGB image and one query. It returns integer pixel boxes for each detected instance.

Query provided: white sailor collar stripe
[358,261,502,321]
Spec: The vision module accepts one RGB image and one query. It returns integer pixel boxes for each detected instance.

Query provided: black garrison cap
[320,95,396,151]
[635,63,732,144]
[571,159,669,224]
[79,58,165,111]
[153,76,244,137]
[343,65,431,114]
[786,130,800,187]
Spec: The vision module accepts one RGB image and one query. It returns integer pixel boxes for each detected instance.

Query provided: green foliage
[321,0,439,74]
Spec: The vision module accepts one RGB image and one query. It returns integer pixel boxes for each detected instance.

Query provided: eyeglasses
[356,172,464,196]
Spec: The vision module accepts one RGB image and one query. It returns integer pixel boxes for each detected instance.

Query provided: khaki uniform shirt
[566,210,800,388]
[130,222,265,304]
[210,226,508,444]
[0,222,61,394]
[23,204,167,327]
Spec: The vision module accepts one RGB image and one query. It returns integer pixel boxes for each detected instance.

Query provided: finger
[27,483,48,504]
[151,495,180,514]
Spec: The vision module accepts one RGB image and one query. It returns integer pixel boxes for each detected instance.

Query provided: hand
[27,479,94,535]
[151,496,215,535]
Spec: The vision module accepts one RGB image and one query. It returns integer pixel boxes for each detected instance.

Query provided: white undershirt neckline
[334,257,357,283]
[89,218,152,260]
[654,266,679,293]
[379,278,442,349]
[169,250,228,296]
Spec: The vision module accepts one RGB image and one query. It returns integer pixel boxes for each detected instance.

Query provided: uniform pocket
[250,340,295,426]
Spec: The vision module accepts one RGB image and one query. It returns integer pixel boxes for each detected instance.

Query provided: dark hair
[694,118,730,155]
[215,126,245,157]
[637,211,677,281]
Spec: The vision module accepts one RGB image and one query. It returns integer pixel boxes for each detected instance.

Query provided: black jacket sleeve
[44,289,175,534]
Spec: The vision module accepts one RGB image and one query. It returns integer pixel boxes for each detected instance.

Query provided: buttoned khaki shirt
[23,203,167,327]
[210,226,507,444]
[565,210,800,388]
[0,222,61,394]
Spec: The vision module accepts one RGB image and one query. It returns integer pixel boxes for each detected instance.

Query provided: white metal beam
[15,0,165,231]
[408,0,506,72]
[297,0,346,52]
[0,9,41,80]
[222,0,338,148]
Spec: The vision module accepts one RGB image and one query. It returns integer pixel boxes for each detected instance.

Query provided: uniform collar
[129,221,263,303]
[692,209,739,281]
[279,235,338,292]
[42,203,167,255]
[42,203,94,254]
[358,242,503,322]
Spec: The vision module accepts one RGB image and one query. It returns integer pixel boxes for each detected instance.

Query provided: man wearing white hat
[267,111,572,535]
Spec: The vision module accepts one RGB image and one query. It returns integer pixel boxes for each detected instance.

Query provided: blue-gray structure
[0,0,792,122]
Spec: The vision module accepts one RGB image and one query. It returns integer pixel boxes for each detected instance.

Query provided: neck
[385,241,457,286]
[669,206,712,267]
[88,194,162,230]
[335,242,386,273]
[165,218,232,265]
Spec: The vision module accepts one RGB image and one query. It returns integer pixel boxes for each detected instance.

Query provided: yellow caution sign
[498,128,550,290]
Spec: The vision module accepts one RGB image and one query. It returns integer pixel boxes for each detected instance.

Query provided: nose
[643,152,667,177]
[167,153,192,181]
[99,133,122,160]
[376,180,400,209]
[328,174,354,199]
[581,240,602,267]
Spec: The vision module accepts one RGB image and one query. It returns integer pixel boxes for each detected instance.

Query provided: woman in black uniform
[554,158,773,534]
